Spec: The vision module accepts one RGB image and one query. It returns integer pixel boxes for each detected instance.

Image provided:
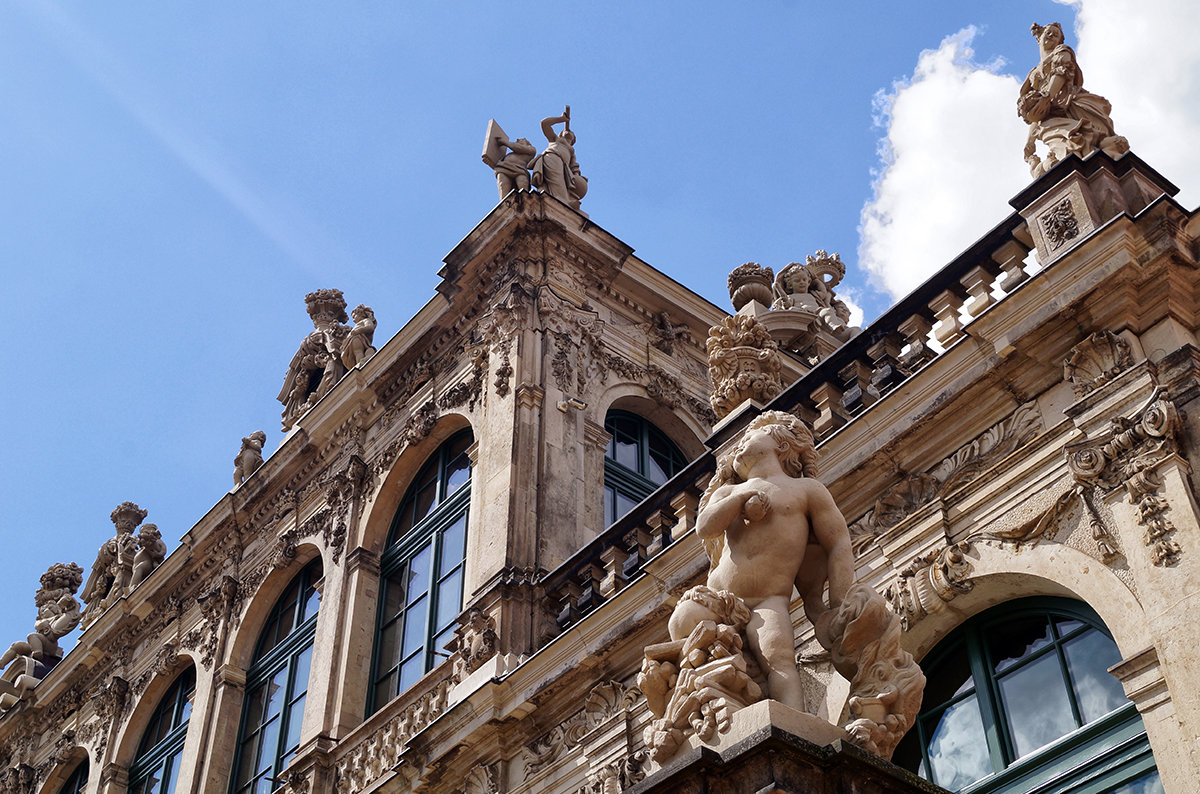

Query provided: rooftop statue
[0,562,85,711]
[482,119,537,200]
[80,502,154,627]
[233,430,267,488]
[1019,22,1129,177]
[529,106,588,212]
[278,290,377,431]
[639,412,924,762]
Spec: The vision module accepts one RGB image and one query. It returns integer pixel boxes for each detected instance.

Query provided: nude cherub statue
[340,304,378,369]
[234,430,267,487]
[130,524,167,587]
[692,410,854,710]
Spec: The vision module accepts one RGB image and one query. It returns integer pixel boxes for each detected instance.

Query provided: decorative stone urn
[727,263,774,312]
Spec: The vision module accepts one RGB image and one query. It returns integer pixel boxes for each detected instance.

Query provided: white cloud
[858,27,1029,301]
[1066,0,1200,208]
[860,7,1200,303]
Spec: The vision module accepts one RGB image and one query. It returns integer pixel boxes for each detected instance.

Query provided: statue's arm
[541,115,566,142]
[696,484,747,539]
[807,482,854,609]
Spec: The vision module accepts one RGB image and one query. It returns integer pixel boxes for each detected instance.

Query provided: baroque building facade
[4,90,1200,794]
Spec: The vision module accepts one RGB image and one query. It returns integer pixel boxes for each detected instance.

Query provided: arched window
[370,430,472,713]
[893,598,1161,794]
[128,666,195,794]
[59,760,88,794]
[231,559,322,794]
[603,410,686,526]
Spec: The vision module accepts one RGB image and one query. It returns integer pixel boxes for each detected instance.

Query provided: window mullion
[967,628,1010,773]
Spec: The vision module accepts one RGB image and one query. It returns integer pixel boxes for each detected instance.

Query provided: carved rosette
[706,314,783,418]
[884,542,975,631]
[1065,388,1184,566]
[1064,331,1134,398]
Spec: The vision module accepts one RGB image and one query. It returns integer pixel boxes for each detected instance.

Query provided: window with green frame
[893,597,1162,794]
[603,410,686,526]
[230,558,322,794]
[369,429,472,714]
[128,666,195,794]
[59,760,88,794]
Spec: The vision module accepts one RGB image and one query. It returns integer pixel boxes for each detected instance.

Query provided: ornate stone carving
[180,576,238,669]
[463,762,499,794]
[771,251,854,339]
[483,118,535,199]
[727,263,774,312]
[234,431,267,488]
[706,314,783,418]
[884,542,974,631]
[647,311,689,355]
[1065,388,1184,565]
[524,680,639,775]
[529,107,588,212]
[538,287,603,395]
[641,412,922,761]
[448,608,497,680]
[1065,331,1134,398]
[280,767,311,794]
[1040,197,1080,250]
[1019,22,1129,177]
[81,502,153,627]
[0,562,85,711]
[133,640,182,695]
[581,751,646,794]
[129,525,166,588]
[279,289,351,432]
[341,304,377,369]
[3,763,34,794]
[854,403,1041,539]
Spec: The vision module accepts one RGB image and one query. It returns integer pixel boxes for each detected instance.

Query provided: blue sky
[1,1,1197,652]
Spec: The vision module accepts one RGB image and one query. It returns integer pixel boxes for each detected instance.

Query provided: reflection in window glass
[1107,770,1165,794]
[232,559,321,794]
[1062,629,1126,723]
[603,411,687,526]
[925,694,991,790]
[372,430,472,713]
[997,650,1076,758]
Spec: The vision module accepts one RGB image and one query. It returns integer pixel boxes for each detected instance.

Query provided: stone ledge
[629,700,945,794]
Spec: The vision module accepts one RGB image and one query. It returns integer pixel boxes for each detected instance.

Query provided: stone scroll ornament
[1018,22,1129,177]
[0,562,85,711]
[706,314,784,419]
[638,412,924,763]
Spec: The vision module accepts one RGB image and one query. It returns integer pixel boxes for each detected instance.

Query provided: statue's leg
[496,174,513,200]
[745,595,804,710]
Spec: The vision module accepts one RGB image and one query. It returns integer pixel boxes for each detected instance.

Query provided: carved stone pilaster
[1065,388,1185,566]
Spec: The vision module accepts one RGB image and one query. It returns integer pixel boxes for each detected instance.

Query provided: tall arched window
[370,429,472,713]
[128,666,194,794]
[893,598,1161,794]
[231,558,322,794]
[59,760,88,794]
[603,410,686,526]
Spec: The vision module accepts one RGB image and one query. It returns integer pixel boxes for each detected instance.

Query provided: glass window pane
[925,693,992,790]
[237,732,259,785]
[383,572,406,619]
[988,614,1053,673]
[300,583,320,623]
[614,437,639,471]
[616,492,638,521]
[1062,629,1126,723]
[399,654,425,692]
[373,669,396,706]
[138,766,163,794]
[997,650,1077,758]
[1107,769,1165,794]
[922,646,975,709]
[407,547,432,603]
[402,598,428,656]
[436,569,463,630]
[433,624,456,657]
[164,750,183,794]
[177,694,193,727]
[644,450,669,486]
[264,667,288,720]
[390,504,413,543]
[291,646,313,699]
[255,717,281,775]
[1054,616,1085,638]
[440,517,467,573]
[445,454,470,494]
[413,481,438,523]
[377,620,400,673]
[284,693,307,754]
[604,485,616,526]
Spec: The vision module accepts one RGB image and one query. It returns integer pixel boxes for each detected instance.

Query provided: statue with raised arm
[639,412,924,762]
[1019,22,1129,177]
[529,106,588,212]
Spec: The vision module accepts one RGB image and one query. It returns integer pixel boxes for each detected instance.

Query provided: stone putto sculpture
[706,314,784,419]
[529,106,588,212]
[233,430,267,488]
[638,412,924,763]
[0,562,85,711]
[80,502,157,627]
[130,524,167,587]
[1018,22,1129,177]
[341,304,378,369]
[482,119,537,200]
[278,290,377,431]
[771,251,854,340]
